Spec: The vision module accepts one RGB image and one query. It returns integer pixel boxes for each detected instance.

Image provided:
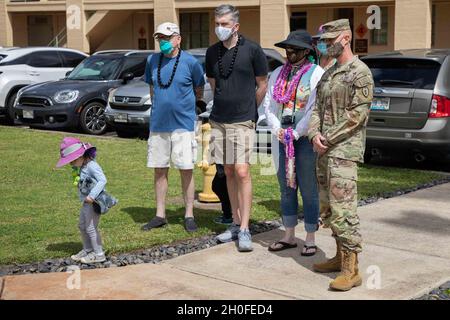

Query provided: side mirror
[122,72,134,84]
[65,70,72,77]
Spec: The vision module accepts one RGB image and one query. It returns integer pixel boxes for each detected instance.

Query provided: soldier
[308,19,374,291]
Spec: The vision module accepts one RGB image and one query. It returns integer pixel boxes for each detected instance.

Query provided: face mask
[159,40,174,55]
[317,41,328,56]
[215,26,234,42]
[326,34,346,58]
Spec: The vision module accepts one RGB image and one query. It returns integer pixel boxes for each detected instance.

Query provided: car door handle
[29,72,40,76]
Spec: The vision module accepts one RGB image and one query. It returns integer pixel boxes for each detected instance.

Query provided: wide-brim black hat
[275,30,313,50]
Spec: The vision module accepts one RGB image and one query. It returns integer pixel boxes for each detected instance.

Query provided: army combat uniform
[308,57,373,253]
[308,28,374,255]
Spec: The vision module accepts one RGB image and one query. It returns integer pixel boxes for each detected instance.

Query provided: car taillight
[429,94,450,118]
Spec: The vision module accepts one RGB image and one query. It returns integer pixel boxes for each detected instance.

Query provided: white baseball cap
[153,22,180,37]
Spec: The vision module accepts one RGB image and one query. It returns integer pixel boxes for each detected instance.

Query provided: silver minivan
[362,49,450,162]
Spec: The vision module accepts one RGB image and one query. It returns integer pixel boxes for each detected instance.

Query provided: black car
[14,50,152,135]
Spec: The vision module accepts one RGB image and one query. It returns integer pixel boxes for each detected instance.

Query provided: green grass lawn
[0,126,445,265]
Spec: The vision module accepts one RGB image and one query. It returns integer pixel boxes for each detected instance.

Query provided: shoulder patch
[354,74,373,88]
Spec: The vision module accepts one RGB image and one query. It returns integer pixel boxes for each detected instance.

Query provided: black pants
[212,164,232,219]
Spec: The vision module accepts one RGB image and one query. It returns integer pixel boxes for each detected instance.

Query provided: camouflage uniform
[308,20,374,253]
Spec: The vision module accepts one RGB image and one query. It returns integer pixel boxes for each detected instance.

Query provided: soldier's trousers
[316,155,362,253]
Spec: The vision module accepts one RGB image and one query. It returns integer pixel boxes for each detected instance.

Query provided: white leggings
[79,203,103,254]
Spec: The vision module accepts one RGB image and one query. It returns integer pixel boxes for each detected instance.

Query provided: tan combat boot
[329,250,362,291]
[313,238,342,273]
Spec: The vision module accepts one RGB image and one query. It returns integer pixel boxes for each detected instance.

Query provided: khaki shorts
[210,120,255,165]
[147,131,197,169]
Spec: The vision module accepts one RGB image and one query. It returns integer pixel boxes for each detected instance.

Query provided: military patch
[362,86,369,97]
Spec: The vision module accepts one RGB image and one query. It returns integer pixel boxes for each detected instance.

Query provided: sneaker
[215,223,240,243]
[80,252,106,264]
[213,215,233,225]
[238,229,253,252]
[141,216,167,231]
[184,217,198,232]
[71,249,91,262]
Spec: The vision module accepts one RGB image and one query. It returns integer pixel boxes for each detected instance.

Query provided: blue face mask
[159,40,174,55]
[317,41,328,55]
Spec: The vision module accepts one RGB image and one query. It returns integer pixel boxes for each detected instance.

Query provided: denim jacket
[78,160,107,202]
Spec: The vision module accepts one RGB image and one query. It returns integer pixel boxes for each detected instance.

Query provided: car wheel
[364,149,372,164]
[80,102,107,135]
[5,92,17,125]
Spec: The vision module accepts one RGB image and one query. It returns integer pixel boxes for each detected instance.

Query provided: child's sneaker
[71,249,91,262]
[80,252,106,264]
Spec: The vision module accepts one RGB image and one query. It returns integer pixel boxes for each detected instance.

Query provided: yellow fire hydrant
[197,122,220,203]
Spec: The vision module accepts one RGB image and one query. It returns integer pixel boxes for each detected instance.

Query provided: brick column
[153,0,178,50]
[66,0,90,53]
[0,0,13,47]
[394,0,432,49]
[260,0,289,53]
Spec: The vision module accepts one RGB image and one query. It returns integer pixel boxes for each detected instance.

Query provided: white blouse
[262,64,325,140]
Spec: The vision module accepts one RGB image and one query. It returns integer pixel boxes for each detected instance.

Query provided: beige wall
[434,1,450,48]
[394,0,432,49]
[0,0,13,47]
[11,14,28,47]
[3,0,450,52]
[96,12,154,51]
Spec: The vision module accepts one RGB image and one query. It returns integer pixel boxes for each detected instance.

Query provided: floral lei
[272,61,313,104]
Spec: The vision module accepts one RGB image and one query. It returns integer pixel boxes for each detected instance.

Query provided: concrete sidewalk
[2,183,450,300]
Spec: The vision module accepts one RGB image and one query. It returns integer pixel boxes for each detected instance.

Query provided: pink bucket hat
[56,137,96,168]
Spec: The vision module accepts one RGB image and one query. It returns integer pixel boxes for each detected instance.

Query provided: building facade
[0,0,449,55]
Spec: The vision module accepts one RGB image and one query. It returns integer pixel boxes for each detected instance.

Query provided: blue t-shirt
[145,51,205,132]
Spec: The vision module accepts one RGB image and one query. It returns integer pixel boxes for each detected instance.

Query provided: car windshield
[364,58,441,90]
[67,55,122,80]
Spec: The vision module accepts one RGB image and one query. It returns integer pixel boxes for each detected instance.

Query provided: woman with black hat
[263,30,324,256]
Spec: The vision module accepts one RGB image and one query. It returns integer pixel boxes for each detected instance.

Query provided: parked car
[0,47,88,123]
[14,50,153,135]
[361,49,450,162]
[105,47,285,143]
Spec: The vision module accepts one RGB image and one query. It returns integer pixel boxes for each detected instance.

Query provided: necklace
[272,61,312,104]
[217,35,241,79]
[157,49,181,88]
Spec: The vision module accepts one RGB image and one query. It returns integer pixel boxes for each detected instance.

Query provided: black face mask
[285,48,308,65]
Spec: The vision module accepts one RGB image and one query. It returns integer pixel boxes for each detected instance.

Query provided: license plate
[23,110,34,119]
[371,98,390,111]
[114,113,128,123]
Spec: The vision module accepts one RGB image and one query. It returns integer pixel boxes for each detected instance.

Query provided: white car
[0,47,88,123]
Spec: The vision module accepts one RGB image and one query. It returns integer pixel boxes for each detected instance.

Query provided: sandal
[268,241,298,252]
[301,244,317,256]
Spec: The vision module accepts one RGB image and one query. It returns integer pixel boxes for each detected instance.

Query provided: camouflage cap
[320,19,351,39]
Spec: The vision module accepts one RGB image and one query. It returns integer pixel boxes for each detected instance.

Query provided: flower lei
[284,127,296,189]
[272,61,313,104]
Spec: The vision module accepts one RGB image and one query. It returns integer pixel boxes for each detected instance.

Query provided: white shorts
[147,131,198,169]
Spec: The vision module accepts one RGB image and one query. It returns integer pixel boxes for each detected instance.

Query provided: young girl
[56,137,108,264]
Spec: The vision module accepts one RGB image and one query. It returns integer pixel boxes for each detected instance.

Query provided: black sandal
[141,216,167,231]
[268,241,298,252]
[301,244,317,256]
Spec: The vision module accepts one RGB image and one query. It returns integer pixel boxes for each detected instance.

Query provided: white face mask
[215,26,234,42]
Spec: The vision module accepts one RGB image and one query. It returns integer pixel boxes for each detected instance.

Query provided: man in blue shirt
[141,22,205,233]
